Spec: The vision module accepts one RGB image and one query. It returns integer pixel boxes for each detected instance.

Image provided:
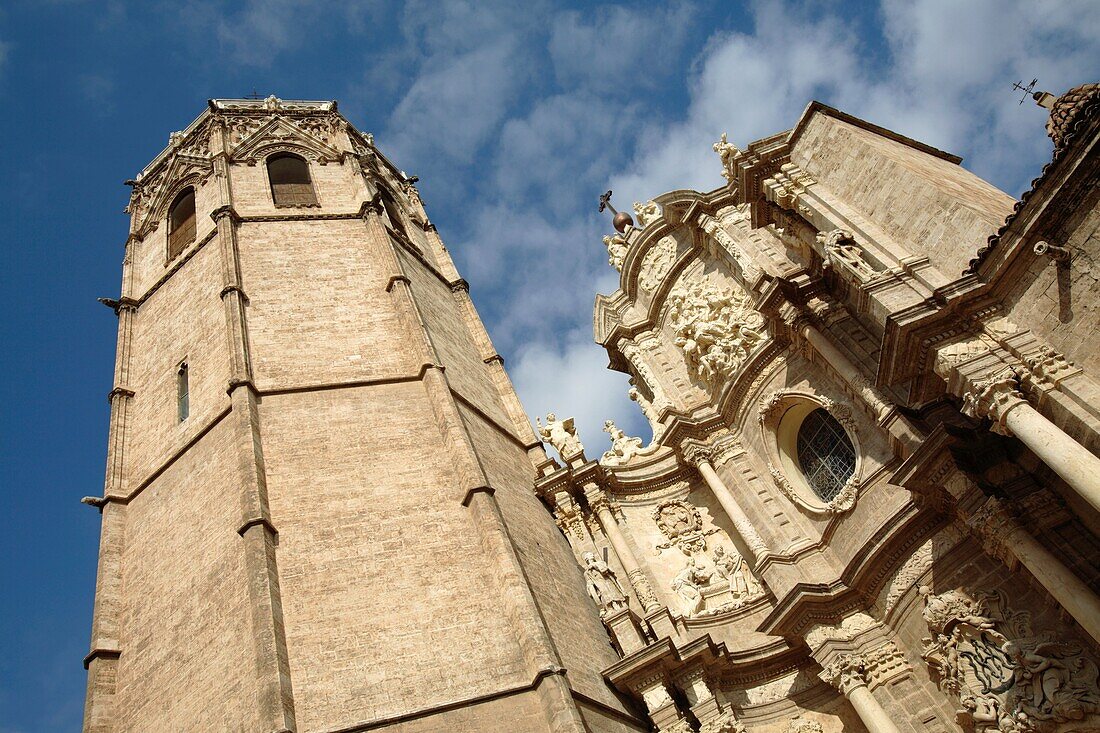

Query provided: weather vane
[598,190,634,233]
[1012,79,1039,105]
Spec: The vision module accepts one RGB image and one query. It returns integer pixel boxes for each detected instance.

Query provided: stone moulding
[757,389,863,515]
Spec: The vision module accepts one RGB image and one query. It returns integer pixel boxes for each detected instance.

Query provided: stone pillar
[681,440,770,565]
[962,368,1100,516]
[797,321,892,421]
[584,485,661,614]
[819,654,903,733]
[968,496,1100,645]
[674,666,743,733]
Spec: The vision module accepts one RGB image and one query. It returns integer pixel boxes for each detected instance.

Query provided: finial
[598,190,634,233]
[1013,78,1055,108]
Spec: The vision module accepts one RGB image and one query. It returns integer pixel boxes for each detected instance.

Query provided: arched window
[377,186,407,239]
[168,188,196,260]
[795,407,856,502]
[267,153,317,206]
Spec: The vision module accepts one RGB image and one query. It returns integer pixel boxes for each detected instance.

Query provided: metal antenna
[1012,79,1039,105]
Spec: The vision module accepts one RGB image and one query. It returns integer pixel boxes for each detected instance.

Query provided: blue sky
[0,1,1095,730]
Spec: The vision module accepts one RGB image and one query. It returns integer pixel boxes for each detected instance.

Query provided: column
[633,675,689,733]
[797,321,891,421]
[968,496,1100,645]
[962,368,1100,516]
[584,485,661,614]
[680,440,770,565]
[820,654,903,733]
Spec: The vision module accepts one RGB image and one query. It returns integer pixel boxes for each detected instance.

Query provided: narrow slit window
[168,188,196,260]
[267,153,317,206]
[177,361,189,423]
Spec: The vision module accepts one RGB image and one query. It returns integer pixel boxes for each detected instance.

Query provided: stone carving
[640,236,677,291]
[960,368,1027,436]
[582,552,627,616]
[712,545,763,607]
[628,383,665,439]
[920,586,1100,732]
[536,413,583,460]
[819,653,869,695]
[713,132,740,183]
[626,568,661,610]
[804,612,880,650]
[700,714,746,733]
[818,228,878,281]
[653,500,717,555]
[603,233,629,272]
[622,341,673,416]
[786,717,824,733]
[666,278,766,387]
[1024,345,1078,387]
[878,526,965,614]
[600,420,645,466]
[736,670,818,705]
[633,200,662,227]
[671,556,712,617]
[641,682,674,712]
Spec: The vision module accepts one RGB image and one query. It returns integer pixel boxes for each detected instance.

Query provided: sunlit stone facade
[84,85,1100,732]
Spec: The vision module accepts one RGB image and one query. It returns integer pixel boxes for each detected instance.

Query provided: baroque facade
[83,84,1100,732]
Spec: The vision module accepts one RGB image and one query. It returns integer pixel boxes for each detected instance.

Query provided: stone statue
[671,556,712,617]
[582,552,627,616]
[536,412,583,460]
[600,420,644,466]
[818,229,877,281]
[713,132,740,182]
[919,586,1100,731]
[602,233,629,272]
[628,383,665,439]
[632,200,661,227]
[712,545,762,607]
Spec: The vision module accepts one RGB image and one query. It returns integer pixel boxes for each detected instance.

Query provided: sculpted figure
[600,420,644,465]
[671,556,711,617]
[712,132,740,181]
[536,412,583,459]
[602,233,629,271]
[712,545,761,606]
[818,229,877,280]
[582,552,627,615]
[632,200,661,227]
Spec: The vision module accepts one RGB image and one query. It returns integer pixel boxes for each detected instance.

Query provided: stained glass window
[796,408,855,502]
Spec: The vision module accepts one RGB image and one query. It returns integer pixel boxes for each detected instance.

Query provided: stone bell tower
[83,97,644,733]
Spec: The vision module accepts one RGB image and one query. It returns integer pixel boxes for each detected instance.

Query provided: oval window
[795,407,856,502]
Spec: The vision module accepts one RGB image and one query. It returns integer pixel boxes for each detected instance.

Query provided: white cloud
[511,328,649,461]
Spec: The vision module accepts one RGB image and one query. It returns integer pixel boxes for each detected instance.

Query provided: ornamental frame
[757,389,863,515]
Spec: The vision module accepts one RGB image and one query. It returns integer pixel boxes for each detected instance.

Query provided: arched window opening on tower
[377,185,408,239]
[795,408,856,502]
[176,361,189,423]
[168,188,196,260]
[267,153,318,207]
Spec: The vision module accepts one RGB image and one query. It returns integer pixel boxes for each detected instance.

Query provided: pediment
[229,115,342,165]
[131,152,215,237]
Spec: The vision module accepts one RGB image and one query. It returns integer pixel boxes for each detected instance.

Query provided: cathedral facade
[84,85,1100,732]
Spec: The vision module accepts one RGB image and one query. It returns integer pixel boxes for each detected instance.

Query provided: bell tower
[84,97,644,733]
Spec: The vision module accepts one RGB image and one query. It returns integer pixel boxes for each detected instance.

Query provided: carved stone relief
[600,420,646,466]
[640,236,678,291]
[666,277,766,389]
[920,586,1100,732]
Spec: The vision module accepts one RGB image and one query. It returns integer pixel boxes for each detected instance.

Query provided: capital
[960,367,1027,435]
[819,653,869,695]
[584,485,611,515]
[680,438,714,468]
[965,496,1020,568]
